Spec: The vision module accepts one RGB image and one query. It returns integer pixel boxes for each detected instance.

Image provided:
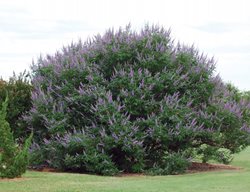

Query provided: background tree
[0,71,33,139]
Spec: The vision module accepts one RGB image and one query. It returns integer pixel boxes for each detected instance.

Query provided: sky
[0,0,250,90]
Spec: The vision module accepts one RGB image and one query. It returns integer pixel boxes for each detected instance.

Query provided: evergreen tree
[0,97,32,178]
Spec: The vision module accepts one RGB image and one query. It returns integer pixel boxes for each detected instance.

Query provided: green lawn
[1,148,250,192]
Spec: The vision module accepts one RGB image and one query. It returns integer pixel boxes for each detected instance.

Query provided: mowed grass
[1,148,250,192]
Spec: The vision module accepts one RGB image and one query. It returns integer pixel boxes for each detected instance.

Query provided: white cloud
[0,0,250,90]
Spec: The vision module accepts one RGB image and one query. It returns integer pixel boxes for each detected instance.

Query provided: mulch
[119,162,242,177]
[27,162,242,177]
[187,162,242,173]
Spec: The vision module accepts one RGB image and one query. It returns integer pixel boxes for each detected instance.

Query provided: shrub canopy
[0,72,32,139]
[26,25,250,175]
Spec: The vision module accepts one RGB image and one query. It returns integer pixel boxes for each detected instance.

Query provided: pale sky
[0,0,250,90]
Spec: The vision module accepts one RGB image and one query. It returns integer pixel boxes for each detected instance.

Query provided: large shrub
[0,97,33,178]
[26,25,250,175]
[0,72,33,139]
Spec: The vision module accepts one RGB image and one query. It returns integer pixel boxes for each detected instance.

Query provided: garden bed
[187,162,241,173]
[29,162,242,176]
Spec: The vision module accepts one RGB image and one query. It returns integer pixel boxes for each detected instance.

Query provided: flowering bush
[26,25,250,175]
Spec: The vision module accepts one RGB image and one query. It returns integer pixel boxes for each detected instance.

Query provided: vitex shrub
[25,25,250,175]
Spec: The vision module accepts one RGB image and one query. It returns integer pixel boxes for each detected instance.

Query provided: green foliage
[146,152,190,175]
[241,91,250,102]
[196,144,233,164]
[0,71,33,139]
[0,97,33,178]
[197,144,217,163]
[214,148,234,164]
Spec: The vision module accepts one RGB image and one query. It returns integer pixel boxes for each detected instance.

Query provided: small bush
[0,97,33,178]
[147,152,190,175]
[196,144,233,164]
[196,144,217,163]
[214,148,234,164]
